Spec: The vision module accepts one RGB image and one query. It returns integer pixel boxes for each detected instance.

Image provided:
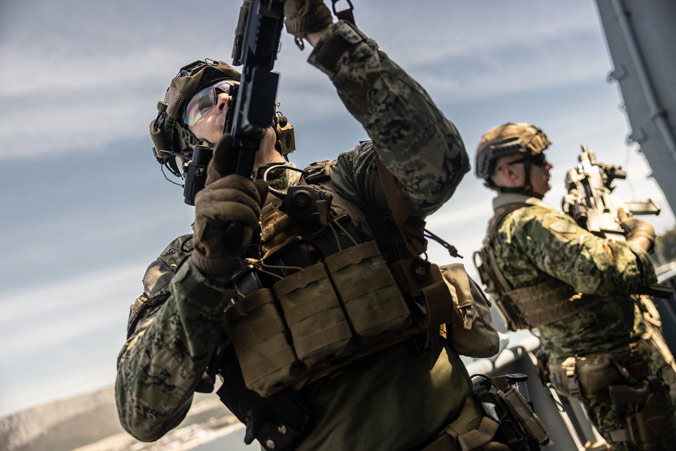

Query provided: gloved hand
[205,134,235,186]
[284,0,333,40]
[618,209,656,252]
[192,135,268,276]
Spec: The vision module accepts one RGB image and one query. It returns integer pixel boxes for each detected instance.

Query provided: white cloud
[0,263,144,360]
[2,0,674,417]
[0,263,143,324]
[0,91,151,158]
[0,0,613,160]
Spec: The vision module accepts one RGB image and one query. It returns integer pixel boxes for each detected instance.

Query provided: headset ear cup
[150,118,167,157]
[275,121,296,155]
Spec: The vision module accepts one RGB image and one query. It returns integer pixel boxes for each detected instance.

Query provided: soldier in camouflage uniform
[474,122,676,450]
[113,2,514,450]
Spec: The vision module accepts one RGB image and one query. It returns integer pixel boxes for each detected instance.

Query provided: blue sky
[1,0,674,417]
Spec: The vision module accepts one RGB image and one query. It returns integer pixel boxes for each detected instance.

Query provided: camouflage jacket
[488,193,657,358]
[116,21,470,450]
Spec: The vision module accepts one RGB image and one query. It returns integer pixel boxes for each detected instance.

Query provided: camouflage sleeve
[308,21,469,216]
[115,237,231,441]
[505,206,657,295]
[327,142,388,217]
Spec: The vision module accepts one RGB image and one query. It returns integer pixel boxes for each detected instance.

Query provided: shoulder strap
[373,153,427,258]
[303,154,426,259]
[487,202,528,239]
[482,202,529,294]
[303,160,332,184]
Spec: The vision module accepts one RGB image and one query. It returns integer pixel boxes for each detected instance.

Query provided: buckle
[563,356,581,397]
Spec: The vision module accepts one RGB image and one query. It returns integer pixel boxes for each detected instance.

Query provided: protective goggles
[183,80,236,126]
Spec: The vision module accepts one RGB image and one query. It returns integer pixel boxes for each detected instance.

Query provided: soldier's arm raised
[511,207,657,296]
[307,21,469,216]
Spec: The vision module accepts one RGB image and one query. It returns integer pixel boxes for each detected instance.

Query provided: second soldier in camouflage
[474,122,676,450]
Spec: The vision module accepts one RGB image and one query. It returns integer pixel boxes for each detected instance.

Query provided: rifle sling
[374,153,427,258]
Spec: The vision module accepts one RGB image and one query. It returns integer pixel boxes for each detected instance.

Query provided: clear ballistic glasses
[183,80,235,127]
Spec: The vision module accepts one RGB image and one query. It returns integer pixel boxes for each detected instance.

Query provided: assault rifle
[224,0,285,177]
[215,0,285,248]
[562,144,671,297]
[562,144,660,240]
[212,2,312,450]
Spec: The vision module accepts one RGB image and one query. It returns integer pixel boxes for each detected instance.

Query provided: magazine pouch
[273,262,353,367]
[325,241,411,338]
[225,288,300,397]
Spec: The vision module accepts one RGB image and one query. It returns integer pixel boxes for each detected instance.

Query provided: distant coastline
[0,384,242,451]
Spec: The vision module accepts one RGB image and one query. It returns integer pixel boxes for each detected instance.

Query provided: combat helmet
[475,122,551,195]
[150,59,241,179]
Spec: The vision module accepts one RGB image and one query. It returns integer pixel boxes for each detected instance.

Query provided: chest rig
[223,161,458,399]
[212,161,490,450]
[474,202,603,331]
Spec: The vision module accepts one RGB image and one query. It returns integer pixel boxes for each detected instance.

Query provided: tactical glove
[619,209,656,252]
[284,0,333,39]
[192,134,268,276]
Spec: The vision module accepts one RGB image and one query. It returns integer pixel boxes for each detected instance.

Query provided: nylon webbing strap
[332,0,355,24]
[563,357,581,397]
[483,203,527,294]
[419,396,495,451]
[480,203,528,330]
[374,153,426,257]
[484,241,512,295]
[505,281,604,327]
[483,202,604,328]
[420,278,454,329]
[457,417,500,451]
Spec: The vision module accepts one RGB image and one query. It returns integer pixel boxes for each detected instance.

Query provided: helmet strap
[172,118,217,152]
[522,157,533,192]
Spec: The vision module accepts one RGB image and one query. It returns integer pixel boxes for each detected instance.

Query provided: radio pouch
[441,264,500,358]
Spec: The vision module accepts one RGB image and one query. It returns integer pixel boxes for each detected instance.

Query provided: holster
[420,397,504,451]
[547,346,676,448]
[420,376,549,451]
[606,377,676,448]
[547,353,623,399]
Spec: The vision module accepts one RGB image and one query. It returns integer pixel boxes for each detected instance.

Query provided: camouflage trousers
[581,335,676,451]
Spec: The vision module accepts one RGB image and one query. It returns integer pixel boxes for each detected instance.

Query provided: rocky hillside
[0,385,238,451]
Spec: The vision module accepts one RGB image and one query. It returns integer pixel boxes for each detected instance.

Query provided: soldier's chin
[215,117,226,131]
